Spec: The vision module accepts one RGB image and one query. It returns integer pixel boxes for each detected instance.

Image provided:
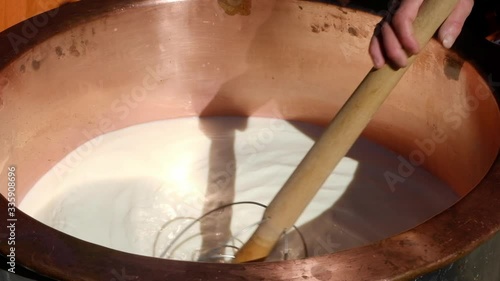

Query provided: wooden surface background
[0,0,69,32]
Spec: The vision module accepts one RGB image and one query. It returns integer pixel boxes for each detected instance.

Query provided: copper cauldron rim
[0,0,499,280]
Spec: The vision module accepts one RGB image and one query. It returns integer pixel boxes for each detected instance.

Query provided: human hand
[369,0,474,69]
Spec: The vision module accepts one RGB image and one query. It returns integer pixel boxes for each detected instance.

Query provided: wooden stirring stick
[234,0,460,263]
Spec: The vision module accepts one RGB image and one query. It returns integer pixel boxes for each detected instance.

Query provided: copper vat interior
[0,0,499,280]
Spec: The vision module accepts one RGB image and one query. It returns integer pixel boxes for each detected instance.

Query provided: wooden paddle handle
[234,0,460,263]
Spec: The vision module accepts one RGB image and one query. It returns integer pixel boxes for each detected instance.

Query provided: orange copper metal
[0,0,499,280]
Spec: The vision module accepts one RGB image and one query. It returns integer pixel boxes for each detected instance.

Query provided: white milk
[19,117,458,261]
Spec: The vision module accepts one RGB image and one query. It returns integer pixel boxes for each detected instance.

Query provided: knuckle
[385,50,399,61]
[448,20,465,32]
[386,49,405,65]
[401,38,418,53]
[391,13,406,29]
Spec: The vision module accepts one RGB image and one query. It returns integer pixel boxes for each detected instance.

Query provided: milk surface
[20,117,458,261]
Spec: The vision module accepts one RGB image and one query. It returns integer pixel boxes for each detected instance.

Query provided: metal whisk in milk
[19,117,457,262]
